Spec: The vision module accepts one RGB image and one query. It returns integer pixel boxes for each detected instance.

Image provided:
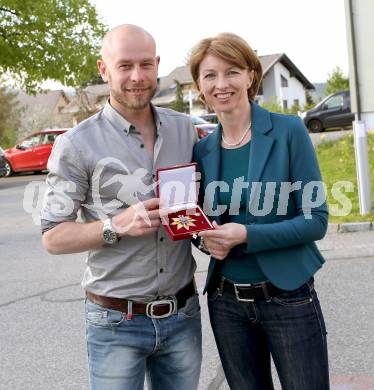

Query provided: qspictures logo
[22,157,354,228]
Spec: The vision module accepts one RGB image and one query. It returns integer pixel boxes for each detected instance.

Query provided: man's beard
[110,83,157,111]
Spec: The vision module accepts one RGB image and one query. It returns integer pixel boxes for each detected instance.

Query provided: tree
[0,87,21,148]
[325,66,349,96]
[0,0,107,93]
[304,90,316,111]
[170,80,188,113]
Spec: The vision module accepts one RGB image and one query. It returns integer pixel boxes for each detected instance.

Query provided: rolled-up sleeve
[40,134,89,232]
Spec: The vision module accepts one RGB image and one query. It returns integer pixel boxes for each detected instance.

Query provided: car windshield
[20,134,41,148]
[191,116,210,125]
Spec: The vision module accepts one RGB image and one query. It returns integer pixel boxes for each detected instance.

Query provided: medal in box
[156,163,214,241]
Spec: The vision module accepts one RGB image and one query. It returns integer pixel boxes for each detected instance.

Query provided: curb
[329,222,373,233]
[309,129,352,147]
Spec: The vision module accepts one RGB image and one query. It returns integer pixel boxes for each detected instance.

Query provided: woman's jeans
[208,279,330,390]
[85,294,202,390]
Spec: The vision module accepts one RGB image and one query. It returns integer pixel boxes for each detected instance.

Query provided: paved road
[0,173,373,390]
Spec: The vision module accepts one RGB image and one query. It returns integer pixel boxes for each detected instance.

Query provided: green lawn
[316,131,374,223]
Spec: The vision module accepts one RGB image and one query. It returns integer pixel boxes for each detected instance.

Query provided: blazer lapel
[247,103,274,211]
[200,127,222,224]
[248,133,274,183]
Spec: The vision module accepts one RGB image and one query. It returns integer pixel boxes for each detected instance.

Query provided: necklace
[221,122,252,147]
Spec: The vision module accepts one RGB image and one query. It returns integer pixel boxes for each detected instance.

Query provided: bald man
[41,25,201,390]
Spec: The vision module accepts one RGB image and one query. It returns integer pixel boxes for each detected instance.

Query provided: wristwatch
[102,218,119,244]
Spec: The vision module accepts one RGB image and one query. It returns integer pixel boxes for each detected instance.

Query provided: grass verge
[316,131,374,223]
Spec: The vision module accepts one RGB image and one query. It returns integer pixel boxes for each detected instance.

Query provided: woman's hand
[199,221,247,260]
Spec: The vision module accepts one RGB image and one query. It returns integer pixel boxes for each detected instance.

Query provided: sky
[93,0,349,83]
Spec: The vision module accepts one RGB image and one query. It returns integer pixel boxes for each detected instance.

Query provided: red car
[191,116,217,139]
[3,129,69,177]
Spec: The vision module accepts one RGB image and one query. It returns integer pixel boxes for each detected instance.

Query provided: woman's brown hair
[189,32,263,101]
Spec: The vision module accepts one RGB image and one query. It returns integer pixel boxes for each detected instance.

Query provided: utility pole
[345,0,372,214]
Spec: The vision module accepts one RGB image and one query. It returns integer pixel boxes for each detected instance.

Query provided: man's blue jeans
[208,279,330,390]
[85,294,202,390]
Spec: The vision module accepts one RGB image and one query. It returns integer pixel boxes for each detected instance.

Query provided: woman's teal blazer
[193,102,328,292]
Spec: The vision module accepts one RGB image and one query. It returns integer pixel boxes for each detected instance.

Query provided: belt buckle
[146,297,177,319]
[233,283,255,302]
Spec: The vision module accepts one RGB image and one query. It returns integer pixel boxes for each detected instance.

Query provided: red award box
[156,163,214,241]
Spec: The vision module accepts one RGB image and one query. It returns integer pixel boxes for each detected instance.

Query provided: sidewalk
[328,222,373,234]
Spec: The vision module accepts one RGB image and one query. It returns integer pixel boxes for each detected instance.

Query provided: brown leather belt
[86,279,196,318]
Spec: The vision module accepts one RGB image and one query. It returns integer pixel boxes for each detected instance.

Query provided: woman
[190,33,330,390]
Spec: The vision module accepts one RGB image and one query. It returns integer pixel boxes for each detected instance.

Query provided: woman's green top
[218,142,267,283]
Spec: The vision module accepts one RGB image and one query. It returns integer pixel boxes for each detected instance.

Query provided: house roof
[62,84,110,114]
[158,66,192,90]
[83,83,110,96]
[156,53,315,94]
[17,90,70,112]
[162,66,193,86]
[152,88,199,106]
[261,53,314,90]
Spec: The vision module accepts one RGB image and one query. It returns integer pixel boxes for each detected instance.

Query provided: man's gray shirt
[41,102,198,302]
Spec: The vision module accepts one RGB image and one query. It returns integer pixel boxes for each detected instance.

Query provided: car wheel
[4,160,13,177]
[308,119,324,133]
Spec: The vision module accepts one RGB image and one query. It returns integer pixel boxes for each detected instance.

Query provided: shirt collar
[103,100,162,136]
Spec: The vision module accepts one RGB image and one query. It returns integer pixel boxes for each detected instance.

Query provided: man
[41,24,201,390]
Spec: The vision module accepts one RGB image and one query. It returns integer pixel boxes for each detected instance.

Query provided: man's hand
[198,221,247,260]
[112,198,163,237]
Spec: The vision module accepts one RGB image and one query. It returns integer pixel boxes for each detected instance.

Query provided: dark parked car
[301,90,354,133]
[3,128,69,177]
[191,115,217,138]
[0,146,7,177]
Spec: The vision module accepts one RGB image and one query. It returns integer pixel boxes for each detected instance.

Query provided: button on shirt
[41,102,198,302]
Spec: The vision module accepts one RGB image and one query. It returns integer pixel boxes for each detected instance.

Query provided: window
[41,133,57,144]
[324,95,344,109]
[281,75,288,87]
[20,135,41,148]
[283,100,288,110]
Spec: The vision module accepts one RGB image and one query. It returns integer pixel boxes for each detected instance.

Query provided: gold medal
[171,215,196,230]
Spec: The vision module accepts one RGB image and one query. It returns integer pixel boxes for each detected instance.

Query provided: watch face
[103,229,117,244]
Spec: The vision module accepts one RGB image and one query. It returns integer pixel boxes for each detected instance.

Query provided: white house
[258,53,314,110]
